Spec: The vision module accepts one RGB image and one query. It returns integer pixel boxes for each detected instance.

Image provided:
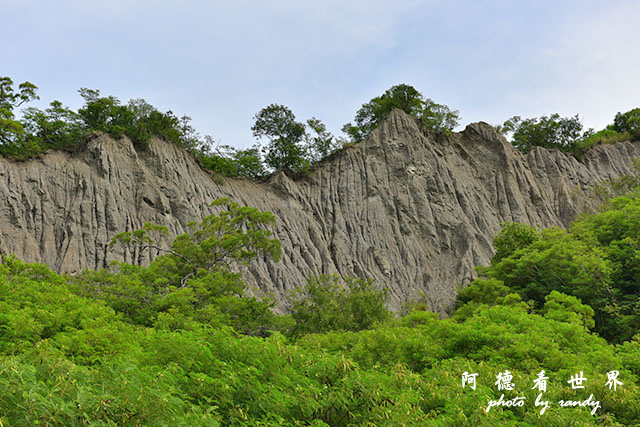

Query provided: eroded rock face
[1,109,639,313]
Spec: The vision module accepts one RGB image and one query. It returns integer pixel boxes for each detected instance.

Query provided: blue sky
[3,0,639,148]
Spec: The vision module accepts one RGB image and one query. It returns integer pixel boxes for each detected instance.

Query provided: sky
[3,0,639,149]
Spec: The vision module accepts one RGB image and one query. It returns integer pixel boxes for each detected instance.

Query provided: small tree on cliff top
[342,84,460,142]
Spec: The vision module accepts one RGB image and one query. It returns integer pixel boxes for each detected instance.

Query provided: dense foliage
[2,186,640,424]
[499,107,640,158]
[287,275,392,337]
[251,104,310,172]
[0,80,203,161]
[464,188,640,343]
[497,113,592,154]
[0,77,39,157]
[4,76,640,424]
[250,104,343,174]
[613,108,640,137]
[0,77,346,179]
[73,198,286,336]
[5,75,635,182]
[1,255,639,425]
[342,84,460,142]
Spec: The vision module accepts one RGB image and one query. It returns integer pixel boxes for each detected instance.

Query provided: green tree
[110,198,281,287]
[231,145,266,179]
[0,76,38,146]
[613,107,640,138]
[196,140,266,180]
[288,274,392,337]
[570,192,640,340]
[453,278,525,321]
[485,228,612,314]
[197,150,239,178]
[21,100,86,150]
[77,90,202,149]
[77,88,132,138]
[0,77,38,110]
[342,84,460,142]
[306,117,340,162]
[491,222,540,264]
[498,113,592,153]
[542,290,595,329]
[86,198,284,334]
[252,104,309,172]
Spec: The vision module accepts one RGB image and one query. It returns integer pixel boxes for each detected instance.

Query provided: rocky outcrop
[1,109,639,313]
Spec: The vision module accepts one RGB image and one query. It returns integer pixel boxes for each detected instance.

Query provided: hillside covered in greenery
[1,173,640,425]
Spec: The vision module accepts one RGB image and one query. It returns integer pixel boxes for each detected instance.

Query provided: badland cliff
[2,109,639,313]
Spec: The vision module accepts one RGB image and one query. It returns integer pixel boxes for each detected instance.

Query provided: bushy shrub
[287,274,392,337]
[498,113,590,153]
[462,189,640,342]
[342,84,460,142]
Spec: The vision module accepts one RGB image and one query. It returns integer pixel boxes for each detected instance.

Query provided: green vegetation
[1,256,639,425]
[499,108,640,158]
[613,108,640,137]
[589,158,640,205]
[287,275,392,337]
[251,104,310,173]
[4,76,640,424]
[464,185,640,343]
[0,76,346,179]
[0,78,265,179]
[0,80,204,161]
[306,117,341,163]
[73,198,285,336]
[572,107,640,157]
[2,187,640,424]
[342,83,460,142]
[3,75,638,179]
[250,104,344,174]
[497,113,591,154]
[0,77,40,158]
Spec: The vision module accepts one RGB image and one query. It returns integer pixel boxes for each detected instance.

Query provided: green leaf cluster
[2,253,640,425]
[287,275,392,337]
[0,76,346,180]
[250,104,343,174]
[499,107,640,159]
[498,113,590,154]
[3,190,640,424]
[75,198,283,336]
[0,79,206,161]
[342,84,460,142]
[464,190,640,342]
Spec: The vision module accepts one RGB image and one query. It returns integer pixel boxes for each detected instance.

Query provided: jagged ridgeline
[1,103,640,313]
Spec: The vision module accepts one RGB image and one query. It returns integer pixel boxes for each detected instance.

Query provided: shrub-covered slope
[1,255,640,426]
[2,190,640,425]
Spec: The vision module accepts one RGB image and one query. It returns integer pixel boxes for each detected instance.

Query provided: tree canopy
[498,113,591,153]
[342,84,460,142]
[251,104,310,172]
[0,77,38,148]
[499,107,640,158]
[613,107,640,138]
[287,274,392,337]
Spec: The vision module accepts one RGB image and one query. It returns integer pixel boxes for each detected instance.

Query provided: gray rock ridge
[1,109,639,314]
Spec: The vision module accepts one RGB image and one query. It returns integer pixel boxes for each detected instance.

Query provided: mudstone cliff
[1,109,639,313]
